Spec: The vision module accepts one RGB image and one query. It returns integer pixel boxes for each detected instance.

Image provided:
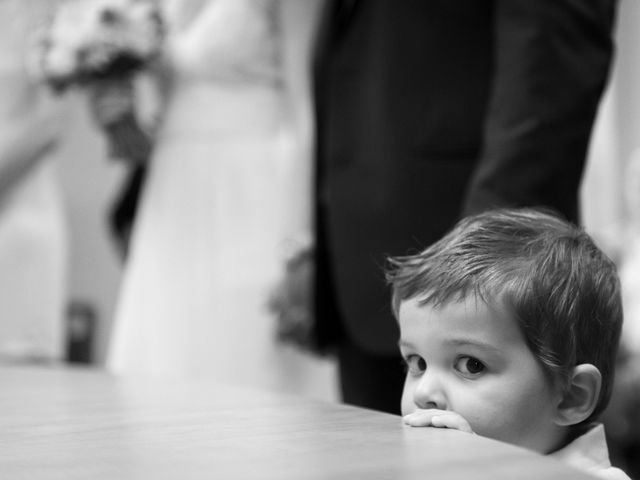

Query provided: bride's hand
[268,246,315,349]
[87,79,135,128]
[86,79,152,164]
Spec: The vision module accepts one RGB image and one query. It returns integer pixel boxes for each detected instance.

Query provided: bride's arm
[140,53,175,136]
[277,0,325,246]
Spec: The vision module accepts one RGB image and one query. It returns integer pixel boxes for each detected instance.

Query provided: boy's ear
[554,364,602,426]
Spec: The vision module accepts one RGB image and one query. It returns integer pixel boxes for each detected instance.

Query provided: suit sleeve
[462,0,617,223]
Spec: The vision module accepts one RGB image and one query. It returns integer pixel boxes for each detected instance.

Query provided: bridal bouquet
[33,0,164,93]
[32,0,165,163]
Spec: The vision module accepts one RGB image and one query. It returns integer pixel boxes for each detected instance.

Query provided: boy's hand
[403,409,474,434]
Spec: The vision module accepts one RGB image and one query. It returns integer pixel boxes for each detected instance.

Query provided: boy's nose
[413,370,447,410]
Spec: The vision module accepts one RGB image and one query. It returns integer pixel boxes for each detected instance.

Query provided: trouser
[315,206,405,415]
[337,338,406,415]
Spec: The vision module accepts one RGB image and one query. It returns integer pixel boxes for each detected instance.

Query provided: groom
[311,0,617,414]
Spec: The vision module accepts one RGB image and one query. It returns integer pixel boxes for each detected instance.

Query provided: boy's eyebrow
[398,338,503,354]
[444,338,503,353]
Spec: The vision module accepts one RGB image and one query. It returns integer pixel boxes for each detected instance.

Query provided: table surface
[0,365,599,479]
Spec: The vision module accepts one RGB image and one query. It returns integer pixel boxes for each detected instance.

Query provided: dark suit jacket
[313,0,617,355]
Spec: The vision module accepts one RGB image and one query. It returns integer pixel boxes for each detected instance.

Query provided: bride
[101,0,336,400]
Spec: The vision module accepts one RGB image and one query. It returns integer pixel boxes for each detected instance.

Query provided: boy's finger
[403,409,446,427]
[429,413,474,433]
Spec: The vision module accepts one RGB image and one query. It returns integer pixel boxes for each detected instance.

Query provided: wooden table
[0,365,597,479]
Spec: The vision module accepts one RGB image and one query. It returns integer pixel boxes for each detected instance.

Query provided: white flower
[34,0,164,92]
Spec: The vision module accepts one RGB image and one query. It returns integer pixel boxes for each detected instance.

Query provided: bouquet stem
[104,108,152,164]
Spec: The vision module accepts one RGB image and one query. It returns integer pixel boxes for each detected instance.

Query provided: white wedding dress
[108,0,337,400]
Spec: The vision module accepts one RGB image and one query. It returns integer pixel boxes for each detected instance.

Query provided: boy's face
[399,296,565,454]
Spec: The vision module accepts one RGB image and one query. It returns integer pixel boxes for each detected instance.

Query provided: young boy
[387,208,630,480]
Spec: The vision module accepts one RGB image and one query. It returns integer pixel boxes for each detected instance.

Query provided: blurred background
[50,0,640,373]
[56,91,122,365]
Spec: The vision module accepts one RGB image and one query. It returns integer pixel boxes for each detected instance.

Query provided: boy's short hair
[387,208,622,423]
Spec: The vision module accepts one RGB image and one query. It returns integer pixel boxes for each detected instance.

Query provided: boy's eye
[404,354,427,376]
[454,356,485,377]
